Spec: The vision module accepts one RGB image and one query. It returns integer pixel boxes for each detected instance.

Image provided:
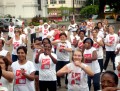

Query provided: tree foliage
[80,5,99,18]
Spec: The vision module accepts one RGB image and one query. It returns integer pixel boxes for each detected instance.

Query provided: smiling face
[101,73,117,89]
[60,34,67,41]
[73,51,82,62]
[17,49,26,61]
[44,44,52,55]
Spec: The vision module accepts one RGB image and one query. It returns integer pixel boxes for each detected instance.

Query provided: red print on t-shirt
[93,43,99,48]
[78,42,83,48]
[59,45,65,52]
[10,28,13,32]
[41,58,50,69]
[16,70,26,84]
[109,36,115,44]
[84,54,92,63]
[13,42,20,49]
[44,29,48,35]
[71,72,81,85]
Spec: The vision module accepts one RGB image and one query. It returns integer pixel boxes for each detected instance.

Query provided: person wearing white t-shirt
[77,30,87,52]
[91,29,104,72]
[8,22,15,40]
[28,23,36,44]
[83,38,100,91]
[41,23,49,39]
[6,30,25,62]
[11,46,35,91]
[57,50,94,91]
[70,30,79,51]
[103,25,119,71]
[0,56,14,91]
[52,33,72,87]
[38,43,57,91]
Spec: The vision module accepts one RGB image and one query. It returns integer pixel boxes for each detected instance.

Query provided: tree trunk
[98,0,106,19]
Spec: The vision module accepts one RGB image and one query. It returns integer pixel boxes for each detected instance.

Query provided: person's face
[101,74,117,89]
[109,26,114,33]
[79,32,85,38]
[98,23,102,28]
[44,44,51,53]
[84,40,92,49]
[17,49,26,61]
[60,35,67,41]
[73,51,82,62]
[15,31,20,36]
[42,39,49,46]
[0,58,5,70]
[0,40,3,48]
[92,30,97,37]
[35,40,42,46]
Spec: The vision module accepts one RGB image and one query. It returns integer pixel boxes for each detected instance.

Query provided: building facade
[47,0,86,21]
[0,0,48,18]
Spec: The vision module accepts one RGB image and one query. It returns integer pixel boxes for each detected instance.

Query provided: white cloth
[56,40,72,61]
[83,47,100,74]
[11,60,35,91]
[67,62,89,91]
[12,36,23,55]
[39,53,57,81]
[92,37,104,59]
[8,26,15,38]
[0,49,8,56]
[104,33,119,51]
[0,77,12,91]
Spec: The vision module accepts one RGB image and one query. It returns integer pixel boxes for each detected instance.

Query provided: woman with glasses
[6,28,26,62]
[57,50,94,91]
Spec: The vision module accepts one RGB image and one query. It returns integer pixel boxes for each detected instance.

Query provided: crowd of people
[0,18,120,91]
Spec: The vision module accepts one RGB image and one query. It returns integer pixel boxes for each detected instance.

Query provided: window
[50,0,57,4]
[59,0,65,4]
[38,0,41,10]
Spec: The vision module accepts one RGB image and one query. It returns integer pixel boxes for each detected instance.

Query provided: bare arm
[2,69,14,82]
[6,52,12,65]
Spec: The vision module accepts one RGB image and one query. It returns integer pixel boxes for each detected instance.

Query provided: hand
[74,61,81,67]
[103,87,120,91]
[66,69,73,74]
[21,68,26,76]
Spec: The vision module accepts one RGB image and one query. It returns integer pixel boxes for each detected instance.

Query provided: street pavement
[3,22,120,91]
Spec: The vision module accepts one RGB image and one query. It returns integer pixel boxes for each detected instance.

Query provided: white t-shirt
[0,77,12,91]
[70,34,79,50]
[38,25,43,36]
[97,28,105,39]
[39,53,57,81]
[56,40,72,61]
[20,34,27,46]
[0,49,8,57]
[77,37,87,50]
[92,37,104,59]
[67,62,89,91]
[29,27,36,34]
[32,49,40,71]
[12,36,23,55]
[83,47,100,74]
[42,27,49,39]
[104,33,119,51]
[8,26,15,38]
[11,61,35,91]
[0,86,8,91]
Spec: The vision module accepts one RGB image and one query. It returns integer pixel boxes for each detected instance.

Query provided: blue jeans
[12,54,18,62]
[88,73,100,91]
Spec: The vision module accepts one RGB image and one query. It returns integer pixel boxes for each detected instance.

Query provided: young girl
[57,50,94,91]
